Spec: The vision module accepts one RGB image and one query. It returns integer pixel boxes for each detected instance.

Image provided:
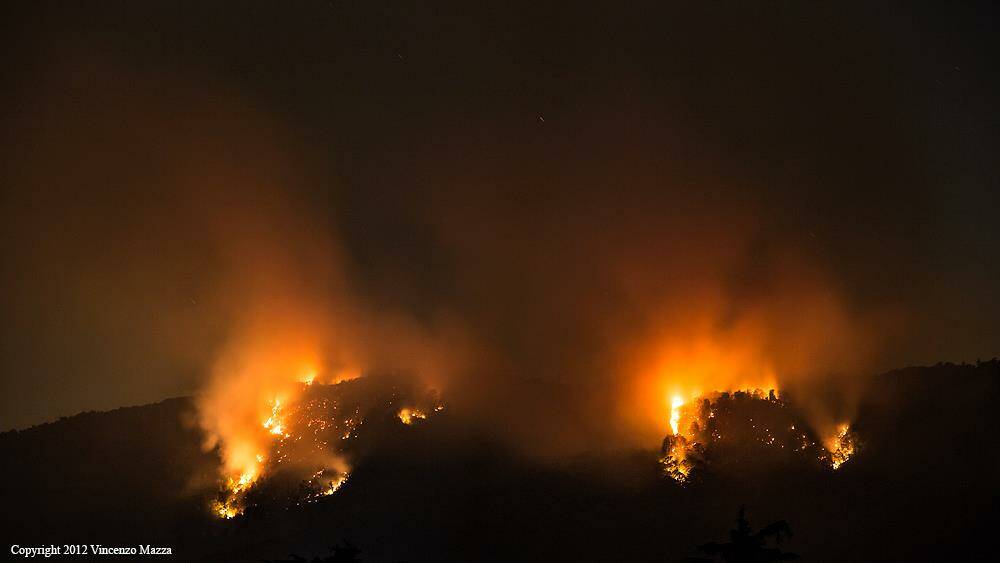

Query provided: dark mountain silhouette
[1,361,997,562]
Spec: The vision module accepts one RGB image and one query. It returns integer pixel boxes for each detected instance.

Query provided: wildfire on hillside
[659,389,857,482]
[210,376,444,519]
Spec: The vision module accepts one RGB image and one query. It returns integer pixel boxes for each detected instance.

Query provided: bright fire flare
[669,395,684,435]
[263,398,286,436]
[661,391,705,482]
[324,473,349,495]
[233,469,255,492]
[212,395,294,518]
[826,423,855,470]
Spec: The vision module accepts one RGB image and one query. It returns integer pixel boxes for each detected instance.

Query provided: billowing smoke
[188,151,466,493]
[0,50,914,467]
[401,126,896,455]
[0,55,465,486]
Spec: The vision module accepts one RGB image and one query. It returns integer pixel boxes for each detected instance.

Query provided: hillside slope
[1,362,997,562]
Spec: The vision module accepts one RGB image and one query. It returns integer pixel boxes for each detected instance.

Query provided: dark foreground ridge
[1,361,997,562]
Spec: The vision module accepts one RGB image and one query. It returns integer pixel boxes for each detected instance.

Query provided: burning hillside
[660,389,857,482]
[211,376,444,519]
[207,376,858,518]
[1,361,994,563]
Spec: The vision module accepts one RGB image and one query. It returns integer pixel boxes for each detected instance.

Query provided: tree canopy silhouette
[686,506,798,563]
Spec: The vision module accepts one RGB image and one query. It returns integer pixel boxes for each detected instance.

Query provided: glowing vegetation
[209,376,444,519]
[263,398,287,437]
[826,423,856,470]
[659,389,858,482]
[397,407,427,425]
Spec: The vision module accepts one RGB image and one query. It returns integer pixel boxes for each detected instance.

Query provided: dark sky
[1,1,998,432]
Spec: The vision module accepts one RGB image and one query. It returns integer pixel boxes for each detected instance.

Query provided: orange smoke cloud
[412,156,893,456]
[3,51,890,474]
[191,184,467,504]
[195,306,344,483]
[618,252,879,446]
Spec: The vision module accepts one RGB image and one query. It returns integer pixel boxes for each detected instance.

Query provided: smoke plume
[1,51,908,464]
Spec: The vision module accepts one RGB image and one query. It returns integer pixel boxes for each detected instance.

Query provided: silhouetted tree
[685,506,798,563]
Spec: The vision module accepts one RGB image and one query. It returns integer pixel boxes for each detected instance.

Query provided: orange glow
[659,388,780,482]
[206,376,365,518]
[398,407,427,425]
[625,328,779,443]
[299,367,317,385]
[614,254,873,456]
[195,321,341,518]
[323,473,349,495]
[825,423,855,469]
[330,368,362,385]
[299,365,363,386]
[263,397,286,436]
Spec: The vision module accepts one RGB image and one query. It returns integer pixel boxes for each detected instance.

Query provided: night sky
[1,1,998,431]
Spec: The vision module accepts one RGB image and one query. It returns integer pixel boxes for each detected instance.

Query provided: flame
[661,392,705,482]
[825,423,855,469]
[212,499,241,519]
[669,395,684,435]
[300,368,317,385]
[208,378,446,518]
[204,372,455,519]
[211,467,260,518]
[641,340,784,482]
[208,381,360,518]
[626,323,864,482]
[660,387,784,482]
[211,394,293,518]
[398,407,427,425]
[641,339,861,481]
[323,473,349,495]
[658,388,860,482]
[330,368,362,384]
[662,438,695,482]
[263,397,285,436]
[625,327,781,447]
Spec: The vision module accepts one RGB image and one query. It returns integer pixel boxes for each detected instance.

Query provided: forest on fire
[1,360,996,562]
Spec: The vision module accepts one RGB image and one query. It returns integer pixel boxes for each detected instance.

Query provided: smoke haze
[2,3,998,463]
